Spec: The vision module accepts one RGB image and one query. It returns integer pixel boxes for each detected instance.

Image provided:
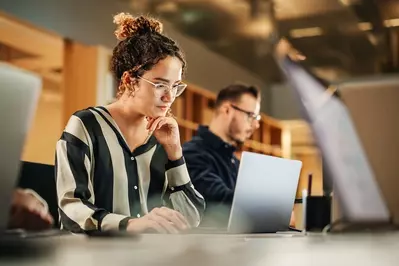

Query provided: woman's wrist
[164,144,183,161]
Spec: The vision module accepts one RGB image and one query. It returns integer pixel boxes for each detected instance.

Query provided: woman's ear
[120,71,138,97]
[121,71,130,83]
[122,71,139,86]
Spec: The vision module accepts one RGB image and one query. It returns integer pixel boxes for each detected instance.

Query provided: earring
[127,81,136,97]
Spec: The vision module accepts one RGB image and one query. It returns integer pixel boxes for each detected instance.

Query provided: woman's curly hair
[110,12,186,99]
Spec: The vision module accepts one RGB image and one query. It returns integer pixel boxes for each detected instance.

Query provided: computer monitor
[277,57,390,224]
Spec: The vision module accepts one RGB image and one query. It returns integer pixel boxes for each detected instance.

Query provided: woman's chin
[147,110,167,118]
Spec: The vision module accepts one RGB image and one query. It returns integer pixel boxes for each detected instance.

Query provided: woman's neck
[105,100,149,151]
[107,100,144,124]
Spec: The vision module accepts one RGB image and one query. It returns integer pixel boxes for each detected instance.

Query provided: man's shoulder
[183,136,212,159]
[182,135,204,151]
[183,137,215,166]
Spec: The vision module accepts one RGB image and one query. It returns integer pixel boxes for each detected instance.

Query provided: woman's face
[125,56,184,118]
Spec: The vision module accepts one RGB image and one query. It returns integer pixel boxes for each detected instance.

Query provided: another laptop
[0,63,41,233]
[337,77,399,225]
[277,56,392,229]
[227,151,302,234]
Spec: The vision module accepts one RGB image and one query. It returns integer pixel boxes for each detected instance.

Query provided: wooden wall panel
[62,40,99,125]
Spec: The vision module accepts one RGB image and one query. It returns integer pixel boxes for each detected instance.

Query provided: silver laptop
[338,77,399,224]
[277,57,391,225]
[0,63,41,231]
[227,151,302,233]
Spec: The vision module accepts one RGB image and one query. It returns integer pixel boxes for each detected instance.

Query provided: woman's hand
[146,116,182,161]
[126,207,190,234]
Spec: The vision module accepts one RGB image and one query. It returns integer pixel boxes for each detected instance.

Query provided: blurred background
[1,0,398,228]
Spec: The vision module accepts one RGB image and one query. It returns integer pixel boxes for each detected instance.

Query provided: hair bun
[113,12,163,41]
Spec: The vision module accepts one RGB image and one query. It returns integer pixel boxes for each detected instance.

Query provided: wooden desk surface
[1,232,399,266]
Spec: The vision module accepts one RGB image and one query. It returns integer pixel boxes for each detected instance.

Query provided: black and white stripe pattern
[55,107,205,233]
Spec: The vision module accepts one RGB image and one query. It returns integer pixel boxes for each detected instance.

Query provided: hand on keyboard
[7,189,54,231]
[127,207,190,234]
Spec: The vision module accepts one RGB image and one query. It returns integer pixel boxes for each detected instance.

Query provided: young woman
[55,13,205,234]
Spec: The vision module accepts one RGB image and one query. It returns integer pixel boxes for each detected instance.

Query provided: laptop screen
[0,63,41,230]
[277,57,390,223]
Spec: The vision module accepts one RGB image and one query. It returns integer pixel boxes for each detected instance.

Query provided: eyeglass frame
[230,104,261,122]
[138,76,187,97]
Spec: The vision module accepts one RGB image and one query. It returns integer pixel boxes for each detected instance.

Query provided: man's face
[227,94,261,144]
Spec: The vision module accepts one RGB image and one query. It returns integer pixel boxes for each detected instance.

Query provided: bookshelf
[170,83,289,159]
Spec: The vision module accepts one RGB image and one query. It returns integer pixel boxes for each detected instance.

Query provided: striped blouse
[55,106,205,233]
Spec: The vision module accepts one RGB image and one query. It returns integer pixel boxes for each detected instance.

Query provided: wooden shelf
[280,120,323,198]
[176,118,198,131]
[174,83,288,159]
[177,117,282,157]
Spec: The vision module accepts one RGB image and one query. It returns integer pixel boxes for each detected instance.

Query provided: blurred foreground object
[7,189,53,231]
[275,38,306,61]
[290,212,295,227]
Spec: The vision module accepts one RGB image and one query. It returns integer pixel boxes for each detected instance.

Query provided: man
[183,83,263,227]
[183,38,305,228]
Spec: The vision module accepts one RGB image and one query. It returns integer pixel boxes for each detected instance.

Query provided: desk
[1,233,398,266]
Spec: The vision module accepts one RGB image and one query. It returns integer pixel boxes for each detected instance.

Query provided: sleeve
[56,114,132,233]
[162,157,205,227]
[183,148,234,205]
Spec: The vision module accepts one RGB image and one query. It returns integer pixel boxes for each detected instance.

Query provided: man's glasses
[230,104,261,122]
[138,76,187,97]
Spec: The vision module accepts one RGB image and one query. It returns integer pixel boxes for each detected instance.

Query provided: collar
[197,125,236,153]
[92,106,158,156]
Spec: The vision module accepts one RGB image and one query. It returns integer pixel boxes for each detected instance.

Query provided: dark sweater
[182,125,240,227]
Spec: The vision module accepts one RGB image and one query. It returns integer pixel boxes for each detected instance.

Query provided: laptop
[0,63,41,232]
[227,151,302,234]
[337,77,399,224]
[277,56,392,228]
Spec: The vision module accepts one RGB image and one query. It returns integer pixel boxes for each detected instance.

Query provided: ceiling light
[366,34,379,46]
[339,0,361,6]
[289,27,323,38]
[358,22,372,31]
[240,15,273,39]
[384,18,399,28]
[181,11,201,24]
[287,18,397,40]
[156,1,178,13]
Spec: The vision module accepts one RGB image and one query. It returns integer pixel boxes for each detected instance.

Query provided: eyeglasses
[138,76,187,97]
[230,104,261,122]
